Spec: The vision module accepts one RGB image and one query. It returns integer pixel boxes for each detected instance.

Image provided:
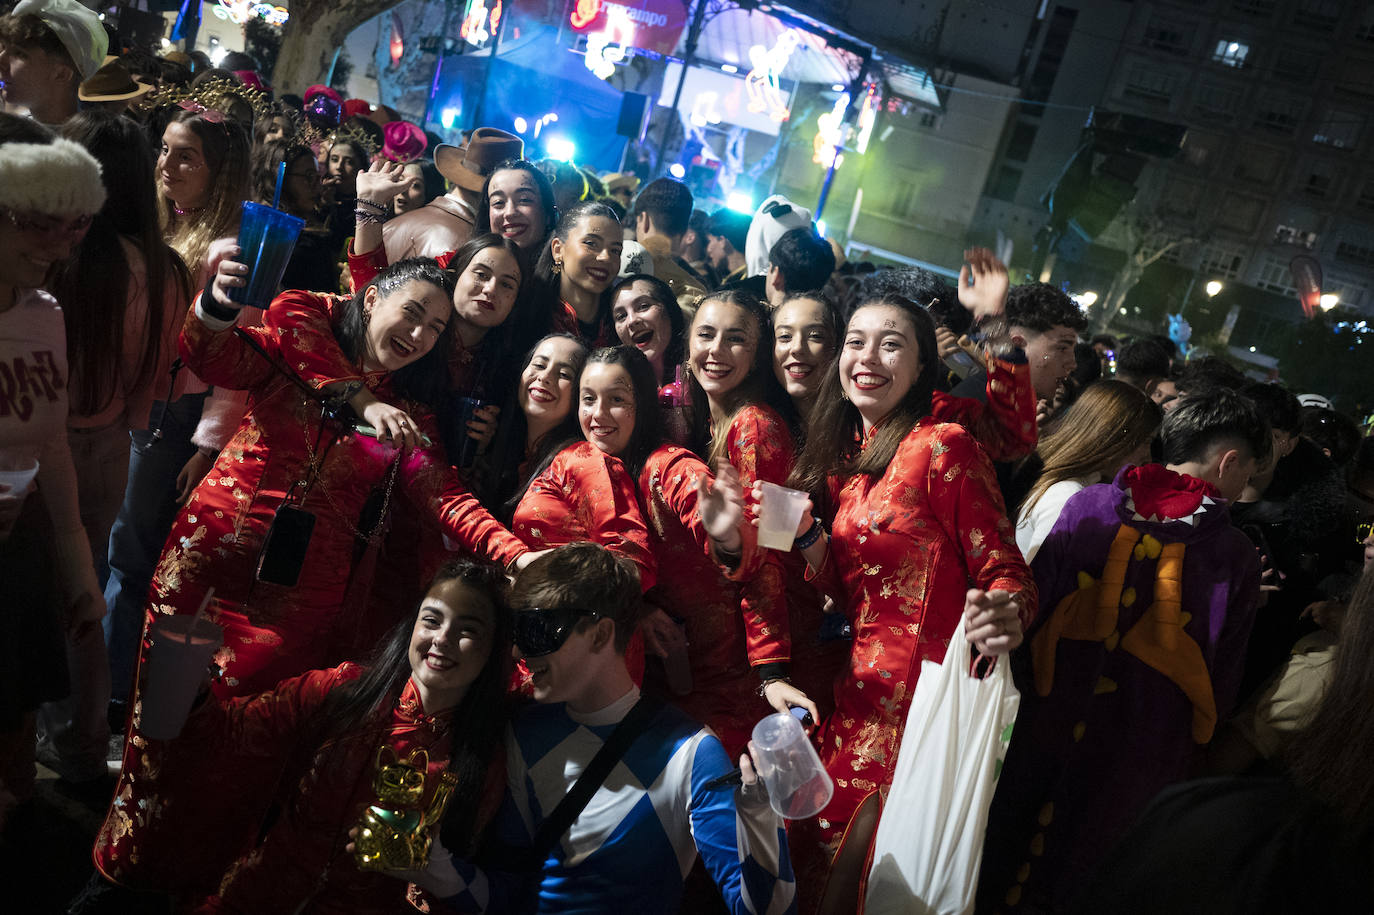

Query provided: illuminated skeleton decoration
[746,29,801,121]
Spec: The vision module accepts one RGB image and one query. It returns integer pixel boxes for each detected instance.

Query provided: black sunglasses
[512,607,600,657]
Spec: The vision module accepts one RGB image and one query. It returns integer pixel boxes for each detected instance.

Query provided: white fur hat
[0,137,106,216]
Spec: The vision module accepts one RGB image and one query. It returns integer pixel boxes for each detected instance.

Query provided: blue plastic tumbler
[229,201,305,308]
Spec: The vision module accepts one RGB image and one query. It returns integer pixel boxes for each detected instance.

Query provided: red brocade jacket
[718,405,844,715]
[92,295,525,895]
[101,664,500,914]
[149,292,526,696]
[793,418,1036,865]
[511,440,656,590]
[930,350,1038,463]
[637,445,775,753]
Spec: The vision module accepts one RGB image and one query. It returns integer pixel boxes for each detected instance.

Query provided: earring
[552,260,562,276]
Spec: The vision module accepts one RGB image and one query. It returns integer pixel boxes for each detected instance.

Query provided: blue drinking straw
[272,160,285,209]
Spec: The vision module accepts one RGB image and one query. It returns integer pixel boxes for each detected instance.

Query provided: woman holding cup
[749,292,1036,906]
[93,258,540,896]
[684,288,825,724]
[0,116,108,825]
[578,345,779,753]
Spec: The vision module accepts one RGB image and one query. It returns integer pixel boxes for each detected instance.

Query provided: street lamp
[1205,280,1223,298]
[1320,293,1340,312]
[1077,291,1098,308]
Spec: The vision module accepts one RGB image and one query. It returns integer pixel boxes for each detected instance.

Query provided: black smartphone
[256,504,316,587]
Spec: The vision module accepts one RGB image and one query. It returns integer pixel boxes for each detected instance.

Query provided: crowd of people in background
[3,2,1373,913]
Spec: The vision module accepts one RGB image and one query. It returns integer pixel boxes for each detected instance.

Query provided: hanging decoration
[388,11,405,67]
[570,0,602,30]
[813,92,847,168]
[745,29,801,122]
[1290,255,1324,319]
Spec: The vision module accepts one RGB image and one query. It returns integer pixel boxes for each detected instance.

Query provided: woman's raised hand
[697,460,746,553]
[957,247,1009,324]
[208,241,249,309]
[356,160,411,209]
[747,480,816,539]
[963,588,1024,656]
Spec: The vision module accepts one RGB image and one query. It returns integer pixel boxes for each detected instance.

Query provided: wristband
[795,518,824,551]
[355,197,389,211]
[354,209,388,225]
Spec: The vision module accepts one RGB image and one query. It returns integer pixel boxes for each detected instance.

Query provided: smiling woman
[91,559,514,913]
[91,258,537,896]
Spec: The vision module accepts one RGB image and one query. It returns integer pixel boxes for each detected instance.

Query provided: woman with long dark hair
[38,110,195,785]
[769,293,1035,907]
[609,273,685,387]
[530,201,624,347]
[771,289,844,438]
[474,157,558,254]
[684,288,823,723]
[578,346,777,752]
[92,259,537,897]
[471,333,589,513]
[89,560,513,913]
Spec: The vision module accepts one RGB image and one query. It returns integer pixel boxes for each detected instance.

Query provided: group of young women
[7,94,1045,913]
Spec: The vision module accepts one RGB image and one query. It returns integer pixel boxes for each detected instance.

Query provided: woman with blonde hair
[1016,379,1162,563]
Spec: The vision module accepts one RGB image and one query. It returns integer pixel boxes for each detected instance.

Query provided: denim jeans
[102,394,206,706]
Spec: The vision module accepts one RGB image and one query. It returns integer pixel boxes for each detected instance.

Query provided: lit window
[1212,40,1250,67]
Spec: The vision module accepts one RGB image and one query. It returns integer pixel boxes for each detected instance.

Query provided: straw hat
[78,56,154,103]
[604,171,640,196]
[433,127,523,192]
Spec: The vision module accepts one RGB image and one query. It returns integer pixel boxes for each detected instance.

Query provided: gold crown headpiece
[148,76,270,126]
[328,122,381,160]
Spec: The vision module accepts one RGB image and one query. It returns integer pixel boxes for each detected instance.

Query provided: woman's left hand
[964,588,1023,656]
[761,679,820,728]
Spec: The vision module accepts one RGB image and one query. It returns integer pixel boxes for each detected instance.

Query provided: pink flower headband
[178,99,227,124]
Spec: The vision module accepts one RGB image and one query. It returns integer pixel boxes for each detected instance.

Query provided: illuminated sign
[213,0,288,26]
[585,6,634,80]
[460,0,502,46]
[746,29,801,122]
[569,0,685,54]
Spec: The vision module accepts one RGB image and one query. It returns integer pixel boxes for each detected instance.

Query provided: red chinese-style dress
[931,351,1037,463]
[510,440,656,589]
[791,418,1037,897]
[121,662,498,914]
[636,445,774,754]
[94,293,527,894]
[719,404,846,722]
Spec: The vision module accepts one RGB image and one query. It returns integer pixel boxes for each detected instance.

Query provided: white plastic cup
[0,459,39,492]
[140,615,224,740]
[750,711,834,819]
[756,482,809,551]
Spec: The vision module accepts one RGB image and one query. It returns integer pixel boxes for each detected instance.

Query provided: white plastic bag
[863,616,1020,915]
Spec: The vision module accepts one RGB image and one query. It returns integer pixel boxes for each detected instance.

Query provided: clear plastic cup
[229,201,306,309]
[0,459,39,492]
[750,711,834,819]
[757,481,810,551]
[139,615,224,740]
